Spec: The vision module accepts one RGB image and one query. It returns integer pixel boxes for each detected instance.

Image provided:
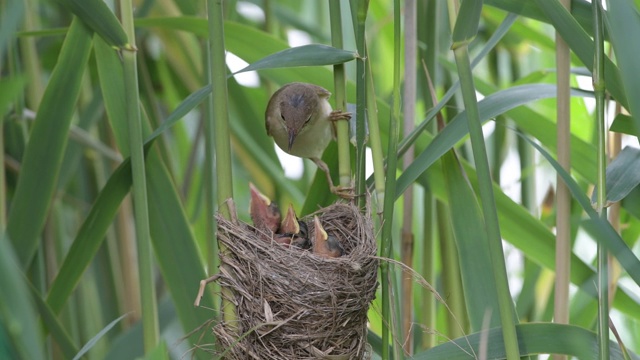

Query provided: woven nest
[212,202,378,359]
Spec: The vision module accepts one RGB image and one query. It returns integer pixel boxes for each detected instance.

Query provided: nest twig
[210,202,378,359]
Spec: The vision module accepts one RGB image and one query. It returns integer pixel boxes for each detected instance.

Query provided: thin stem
[553,1,571,360]
[592,0,609,358]
[353,0,369,209]
[203,41,219,311]
[365,50,386,212]
[453,44,520,360]
[120,0,159,351]
[329,0,351,188]
[380,0,401,358]
[418,0,439,348]
[401,0,417,354]
[207,0,237,333]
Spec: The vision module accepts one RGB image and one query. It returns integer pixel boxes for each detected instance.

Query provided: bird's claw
[331,184,356,200]
[329,110,351,122]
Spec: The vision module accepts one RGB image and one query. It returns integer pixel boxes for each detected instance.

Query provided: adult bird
[265,82,352,198]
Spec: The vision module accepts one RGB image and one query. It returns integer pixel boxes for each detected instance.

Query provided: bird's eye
[280,114,285,121]
[304,115,312,124]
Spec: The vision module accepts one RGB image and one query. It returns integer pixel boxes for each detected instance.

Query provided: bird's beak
[281,204,300,234]
[288,129,297,152]
[313,216,327,242]
[249,182,271,208]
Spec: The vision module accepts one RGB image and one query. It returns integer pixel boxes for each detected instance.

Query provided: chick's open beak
[249,183,281,234]
[280,204,300,235]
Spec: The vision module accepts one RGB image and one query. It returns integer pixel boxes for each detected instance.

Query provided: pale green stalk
[380,0,400,357]
[419,0,438,349]
[352,0,368,209]
[365,52,386,211]
[203,42,219,310]
[207,0,237,333]
[553,1,571,359]
[329,0,351,188]
[401,0,417,353]
[453,44,520,360]
[120,0,159,351]
[20,0,42,111]
[450,1,520,357]
[592,1,609,358]
[437,201,466,339]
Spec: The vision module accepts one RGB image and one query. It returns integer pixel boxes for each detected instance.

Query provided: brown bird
[249,183,281,235]
[312,216,344,258]
[265,82,353,198]
[279,204,311,250]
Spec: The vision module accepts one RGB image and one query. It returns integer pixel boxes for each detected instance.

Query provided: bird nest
[210,201,378,359]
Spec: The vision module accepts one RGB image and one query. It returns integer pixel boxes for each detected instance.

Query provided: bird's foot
[329,110,351,122]
[330,184,356,200]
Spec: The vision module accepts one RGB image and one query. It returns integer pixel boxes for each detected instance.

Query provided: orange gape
[249,183,280,236]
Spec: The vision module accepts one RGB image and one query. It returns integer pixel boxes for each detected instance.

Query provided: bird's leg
[311,157,354,199]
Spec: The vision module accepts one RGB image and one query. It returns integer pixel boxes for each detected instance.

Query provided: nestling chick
[312,216,344,258]
[279,204,311,250]
[248,183,281,236]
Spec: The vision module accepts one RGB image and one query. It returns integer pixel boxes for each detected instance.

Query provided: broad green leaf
[0,0,24,59]
[233,44,358,74]
[396,84,560,198]
[6,18,93,267]
[423,149,640,320]
[606,0,640,141]
[94,35,129,154]
[95,33,214,354]
[452,0,483,48]
[0,237,45,360]
[610,113,640,138]
[57,0,129,49]
[46,72,212,313]
[73,314,128,360]
[104,296,178,360]
[0,78,24,115]
[399,13,518,157]
[139,341,169,360]
[590,146,640,207]
[46,158,134,313]
[443,150,501,331]
[533,0,628,108]
[485,0,602,43]
[29,283,78,358]
[523,135,640,287]
[413,323,638,359]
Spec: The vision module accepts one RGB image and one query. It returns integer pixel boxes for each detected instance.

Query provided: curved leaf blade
[590,146,640,206]
[522,135,640,287]
[58,0,129,49]
[606,0,640,141]
[233,44,358,75]
[414,323,637,359]
[0,237,45,360]
[6,18,93,267]
[396,84,558,199]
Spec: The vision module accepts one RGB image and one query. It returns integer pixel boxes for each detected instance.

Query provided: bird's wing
[310,84,332,99]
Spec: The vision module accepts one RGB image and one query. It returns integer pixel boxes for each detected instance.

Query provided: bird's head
[278,84,319,151]
[249,183,281,233]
